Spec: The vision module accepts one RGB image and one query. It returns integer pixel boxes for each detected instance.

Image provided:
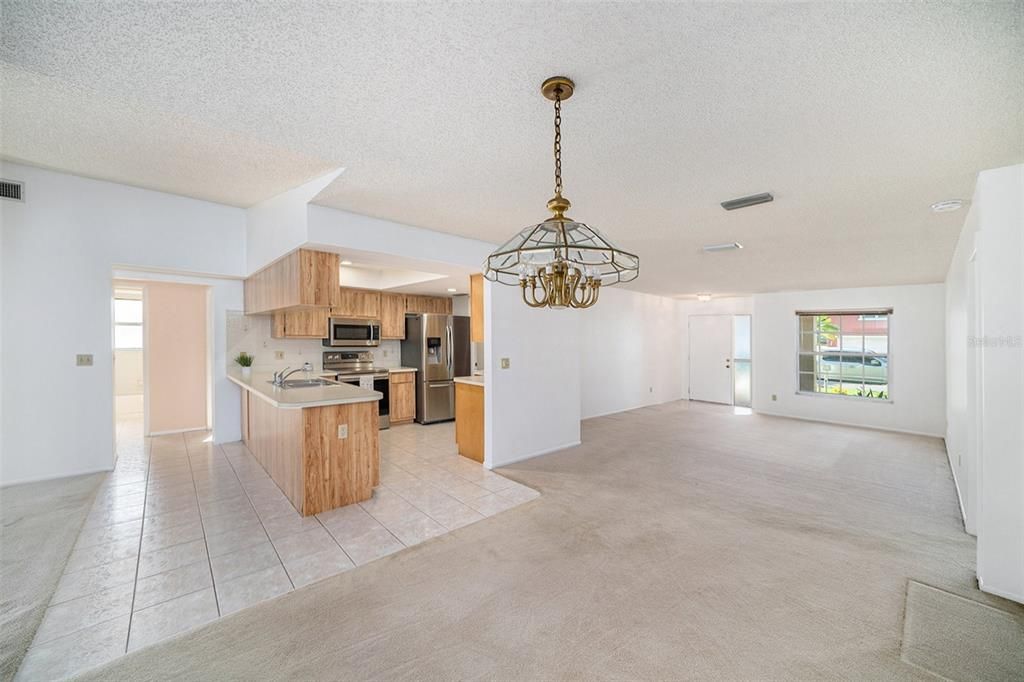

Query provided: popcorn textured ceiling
[1,1,1021,296]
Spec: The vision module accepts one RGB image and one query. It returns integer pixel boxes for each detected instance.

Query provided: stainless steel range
[323,351,390,429]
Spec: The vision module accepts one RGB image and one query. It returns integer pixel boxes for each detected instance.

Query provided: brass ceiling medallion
[483,75,639,310]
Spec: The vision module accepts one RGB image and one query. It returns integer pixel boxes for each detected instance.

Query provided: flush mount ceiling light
[483,76,639,309]
[340,260,353,265]
[697,293,712,302]
[702,242,743,253]
[447,288,457,292]
[931,199,963,213]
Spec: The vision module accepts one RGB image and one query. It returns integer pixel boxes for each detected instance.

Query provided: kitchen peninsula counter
[230,369,381,516]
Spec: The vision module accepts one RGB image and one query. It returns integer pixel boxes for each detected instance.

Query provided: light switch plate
[76,354,93,367]
[500,358,510,369]
[337,424,348,439]
[275,350,284,360]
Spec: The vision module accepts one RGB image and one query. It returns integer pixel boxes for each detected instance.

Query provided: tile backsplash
[226,311,402,372]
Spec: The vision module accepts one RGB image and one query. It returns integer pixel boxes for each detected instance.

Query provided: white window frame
[114,297,144,350]
[795,308,892,402]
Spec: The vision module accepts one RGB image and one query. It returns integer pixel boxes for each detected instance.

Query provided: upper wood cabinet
[380,293,406,339]
[332,288,381,319]
[405,294,452,315]
[272,308,330,339]
[469,274,484,342]
[245,249,340,314]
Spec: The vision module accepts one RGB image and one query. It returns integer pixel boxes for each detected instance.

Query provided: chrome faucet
[272,362,313,386]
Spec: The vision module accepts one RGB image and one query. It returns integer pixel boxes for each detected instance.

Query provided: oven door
[325,318,381,347]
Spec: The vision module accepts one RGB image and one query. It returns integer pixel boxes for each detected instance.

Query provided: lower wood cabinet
[389,371,416,424]
[272,308,329,339]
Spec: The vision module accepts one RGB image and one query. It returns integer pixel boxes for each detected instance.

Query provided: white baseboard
[945,446,970,533]
[753,409,944,439]
[486,440,582,470]
[582,396,686,421]
[148,426,209,436]
[0,465,114,488]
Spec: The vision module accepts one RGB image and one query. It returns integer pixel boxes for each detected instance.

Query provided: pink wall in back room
[146,281,209,434]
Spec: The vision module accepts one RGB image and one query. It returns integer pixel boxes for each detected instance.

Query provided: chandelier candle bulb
[482,75,639,309]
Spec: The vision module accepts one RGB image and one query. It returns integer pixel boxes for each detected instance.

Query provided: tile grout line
[219,443,297,590]
[123,429,157,653]
[183,434,223,618]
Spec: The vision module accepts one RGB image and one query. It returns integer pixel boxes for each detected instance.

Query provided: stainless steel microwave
[323,318,381,347]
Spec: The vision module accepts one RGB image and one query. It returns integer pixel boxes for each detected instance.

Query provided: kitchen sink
[277,379,335,389]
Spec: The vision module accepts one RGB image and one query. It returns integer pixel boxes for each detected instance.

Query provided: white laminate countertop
[454,376,485,387]
[228,370,382,409]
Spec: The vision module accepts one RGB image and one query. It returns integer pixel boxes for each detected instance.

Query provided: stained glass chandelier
[483,76,640,309]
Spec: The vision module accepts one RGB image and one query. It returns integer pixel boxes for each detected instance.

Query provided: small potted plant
[234,352,254,379]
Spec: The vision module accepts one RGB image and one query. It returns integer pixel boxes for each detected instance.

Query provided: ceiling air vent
[0,179,24,202]
[721,192,772,210]
[702,242,743,253]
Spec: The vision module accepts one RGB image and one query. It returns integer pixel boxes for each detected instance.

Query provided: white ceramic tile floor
[18,413,538,679]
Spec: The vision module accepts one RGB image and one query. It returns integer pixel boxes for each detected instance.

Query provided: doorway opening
[113,285,145,454]
[688,314,753,408]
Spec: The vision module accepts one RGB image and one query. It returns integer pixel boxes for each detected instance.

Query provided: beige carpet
[79,401,1023,680]
[0,473,105,682]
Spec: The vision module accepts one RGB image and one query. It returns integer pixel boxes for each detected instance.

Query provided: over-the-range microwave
[323,317,381,347]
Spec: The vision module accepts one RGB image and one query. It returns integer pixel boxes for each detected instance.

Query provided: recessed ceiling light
[697,293,712,302]
[931,200,963,213]
[447,288,457,292]
[702,242,743,253]
[340,260,353,265]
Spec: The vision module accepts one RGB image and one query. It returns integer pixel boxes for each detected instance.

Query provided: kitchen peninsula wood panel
[455,381,484,463]
[231,371,382,516]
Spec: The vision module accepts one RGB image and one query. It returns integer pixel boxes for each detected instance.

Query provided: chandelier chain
[553,91,562,196]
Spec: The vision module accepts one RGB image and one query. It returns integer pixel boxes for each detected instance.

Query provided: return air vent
[721,192,773,210]
[0,179,24,202]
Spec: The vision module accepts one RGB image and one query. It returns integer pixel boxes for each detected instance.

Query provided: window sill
[795,390,892,404]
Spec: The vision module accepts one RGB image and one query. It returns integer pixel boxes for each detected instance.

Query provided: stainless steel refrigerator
[401,314,470,424]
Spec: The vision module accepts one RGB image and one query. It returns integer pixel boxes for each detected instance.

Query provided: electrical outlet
[275,350,284,360]
[337,424,348,439]
[500,358,510,369]
[771,394,777,401]
[649,386,653,393]
[76,354,93,367]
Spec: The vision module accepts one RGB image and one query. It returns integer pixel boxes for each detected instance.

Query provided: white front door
[689,315,734,404]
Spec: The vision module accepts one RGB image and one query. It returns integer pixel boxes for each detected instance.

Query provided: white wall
[485,279,581,468]
[0,162,246,485]
[751,284,946,437]
[969,164,1024,603]
[945,203,978,533]
[246,170,343,274]
[580,288,687,419]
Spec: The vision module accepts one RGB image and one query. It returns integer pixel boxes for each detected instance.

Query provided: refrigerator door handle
[447,325,453,376]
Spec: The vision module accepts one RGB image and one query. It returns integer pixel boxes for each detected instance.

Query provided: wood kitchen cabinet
[389,371,416,424]
[455,381,484,462]
[271,308,329,339]
[405,294,452,315]
[244,249,340,314]
[332,287,381,319]
[469,273,484,342]
[380,292,406,339]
